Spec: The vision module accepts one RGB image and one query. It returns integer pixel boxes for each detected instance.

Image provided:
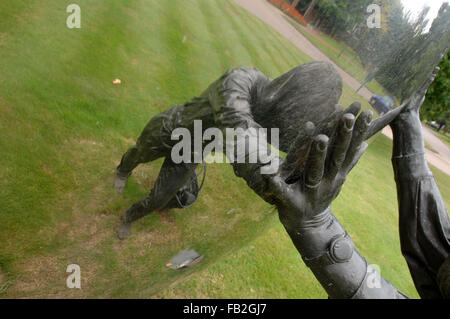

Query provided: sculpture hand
[260,107,406,299]
[397,67,439,118]
[390,67,439,157]
[268,110,372,231]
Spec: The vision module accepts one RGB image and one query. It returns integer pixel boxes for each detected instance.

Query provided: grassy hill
[0,0,448,298]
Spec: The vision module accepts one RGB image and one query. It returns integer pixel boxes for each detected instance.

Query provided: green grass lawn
[0,0,448,299]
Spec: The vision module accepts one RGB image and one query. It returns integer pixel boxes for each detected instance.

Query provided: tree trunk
[304,0,318,20]
[291,0,301,10]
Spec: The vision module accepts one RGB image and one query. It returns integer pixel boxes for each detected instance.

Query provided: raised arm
[389,67,450,299]
[206,67,280,202]
[208,68,410,298]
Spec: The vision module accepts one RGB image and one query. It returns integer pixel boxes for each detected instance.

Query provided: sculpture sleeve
[206,67,280,202]
[391,121,450,299]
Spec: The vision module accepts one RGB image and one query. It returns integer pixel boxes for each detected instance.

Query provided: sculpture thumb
[365,104,407,140]
[418,66,440,97]
[365,66,440,140]
[268,175,288,200]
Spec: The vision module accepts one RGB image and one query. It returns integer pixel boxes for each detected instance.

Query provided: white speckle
[226,208,236,215]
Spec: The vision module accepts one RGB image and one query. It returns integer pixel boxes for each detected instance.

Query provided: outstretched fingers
[344,101,361,117]
[326,113,355,180]
[342,110,372,173]
[304,135,329,196]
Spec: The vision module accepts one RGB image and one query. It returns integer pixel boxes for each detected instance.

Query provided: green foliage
[301,0,449,102]
[360,3,449,101]
[422,51,450,126]
[312,0,373,37]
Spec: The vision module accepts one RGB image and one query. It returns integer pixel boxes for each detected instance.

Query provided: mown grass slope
[0,0,312,298]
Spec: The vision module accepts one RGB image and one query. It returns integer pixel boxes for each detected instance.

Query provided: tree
[295,0,449,105]
[421,50,450,128]
[303,0,318,20]
[362,2,449,102]
[291,0,302,10]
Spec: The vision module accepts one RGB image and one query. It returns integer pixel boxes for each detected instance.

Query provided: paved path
[232,0,450,175]
[232,0,373,100]
[382,126,450,174]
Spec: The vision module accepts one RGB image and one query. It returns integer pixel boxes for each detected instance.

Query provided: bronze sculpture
[266,67,449,298]
[115,61,343,238]
[115,62,449,298]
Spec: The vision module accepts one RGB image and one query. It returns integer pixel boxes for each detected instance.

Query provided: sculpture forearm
[390,112,450,299]
[390,113,431,178]
[279,206,406,298]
